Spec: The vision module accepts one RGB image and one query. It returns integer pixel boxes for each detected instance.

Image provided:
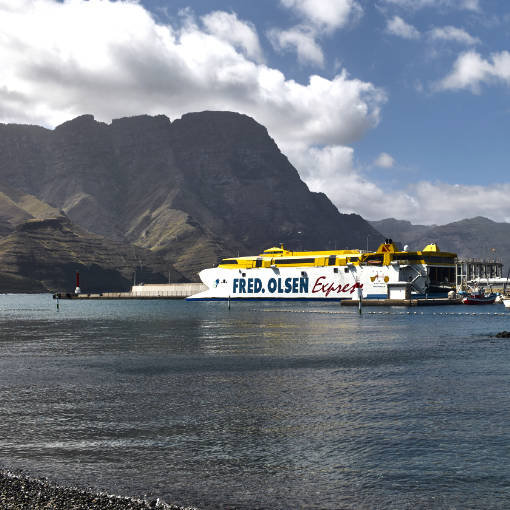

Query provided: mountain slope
[0,183,61,235]
[0,216,184,293]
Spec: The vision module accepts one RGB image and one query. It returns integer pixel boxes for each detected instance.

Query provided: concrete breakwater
[0,469,197,510]
[54,283,207,299]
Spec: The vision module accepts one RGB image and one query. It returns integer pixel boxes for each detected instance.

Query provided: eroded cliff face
[0,216,183,293]
[0,111,383,285]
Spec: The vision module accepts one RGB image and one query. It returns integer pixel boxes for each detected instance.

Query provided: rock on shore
[0,469,198,510]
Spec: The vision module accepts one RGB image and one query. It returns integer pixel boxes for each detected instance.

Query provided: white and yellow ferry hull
[187,265,425,300]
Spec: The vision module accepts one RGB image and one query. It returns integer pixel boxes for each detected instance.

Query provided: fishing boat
[461,289,497,305]
[187,240,457,301]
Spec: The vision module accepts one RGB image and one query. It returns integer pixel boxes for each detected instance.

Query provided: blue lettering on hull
[232,277,310,295]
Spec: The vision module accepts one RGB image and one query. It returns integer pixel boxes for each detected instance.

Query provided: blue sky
[1,0,509,224]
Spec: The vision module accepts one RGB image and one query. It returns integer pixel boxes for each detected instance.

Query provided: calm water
[1,294,510,509]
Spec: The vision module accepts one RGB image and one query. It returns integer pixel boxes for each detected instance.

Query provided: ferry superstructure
[187,240,457,301]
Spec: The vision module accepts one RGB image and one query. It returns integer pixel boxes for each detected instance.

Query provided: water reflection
[1,296,510,508]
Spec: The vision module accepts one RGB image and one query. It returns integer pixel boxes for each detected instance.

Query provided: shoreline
[0,468,198,510]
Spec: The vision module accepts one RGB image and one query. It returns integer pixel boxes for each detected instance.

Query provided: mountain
[0,216,184,293]
[368,218,433,248]
[371,217,509,271]
[0,111,383,287]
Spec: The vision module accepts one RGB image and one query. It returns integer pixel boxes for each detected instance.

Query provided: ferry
[187,240,457,301]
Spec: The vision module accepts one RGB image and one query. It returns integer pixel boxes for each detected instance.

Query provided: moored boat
[461,289,497,305]
[187,240,457,301]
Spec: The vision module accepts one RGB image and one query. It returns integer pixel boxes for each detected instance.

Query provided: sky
[1,0,509,225]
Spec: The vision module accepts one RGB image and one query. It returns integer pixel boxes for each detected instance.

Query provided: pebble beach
[0,469,197,510]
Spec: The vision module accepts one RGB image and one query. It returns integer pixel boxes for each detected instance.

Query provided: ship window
[328,255,336,266]
[363,254,383,266]
[277,258,315,265]
[221,259,238,264]
[423,256,454,264]
[395,254,454,264]
[263,250,283,254]
[255,259,262,268]
[348,257,359,263]
[334,268,338,273]
[344,267,349,273]
[393,254,422,262]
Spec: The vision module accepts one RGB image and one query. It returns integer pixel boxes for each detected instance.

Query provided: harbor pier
[53,283,207,300]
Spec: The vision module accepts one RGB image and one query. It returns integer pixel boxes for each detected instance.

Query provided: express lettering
[311,276,363,297]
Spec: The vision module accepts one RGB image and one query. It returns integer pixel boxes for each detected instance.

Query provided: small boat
[503,298,510,308]
[462,288,497,305]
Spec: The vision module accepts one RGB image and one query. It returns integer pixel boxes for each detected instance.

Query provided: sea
[1,294,510,509]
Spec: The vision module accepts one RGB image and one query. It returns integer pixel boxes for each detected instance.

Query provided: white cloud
[374,152,395,168]
[410,182,510,224]
[386,16,420,39]
[268,26,324,67]
[462,0,481,10]
[273,0,362,67]
[290,145,510,224]
[202,11,264,63]
[0,0,385,147]
[435,51,510,93]
[279,0,363,33]
[285,144,418,221]
[382,0,479,11]
[429,26,480,46]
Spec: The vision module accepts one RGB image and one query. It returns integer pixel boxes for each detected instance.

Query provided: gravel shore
[0,469,199,510]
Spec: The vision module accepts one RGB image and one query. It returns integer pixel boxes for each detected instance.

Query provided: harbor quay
[53,283,207,300]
